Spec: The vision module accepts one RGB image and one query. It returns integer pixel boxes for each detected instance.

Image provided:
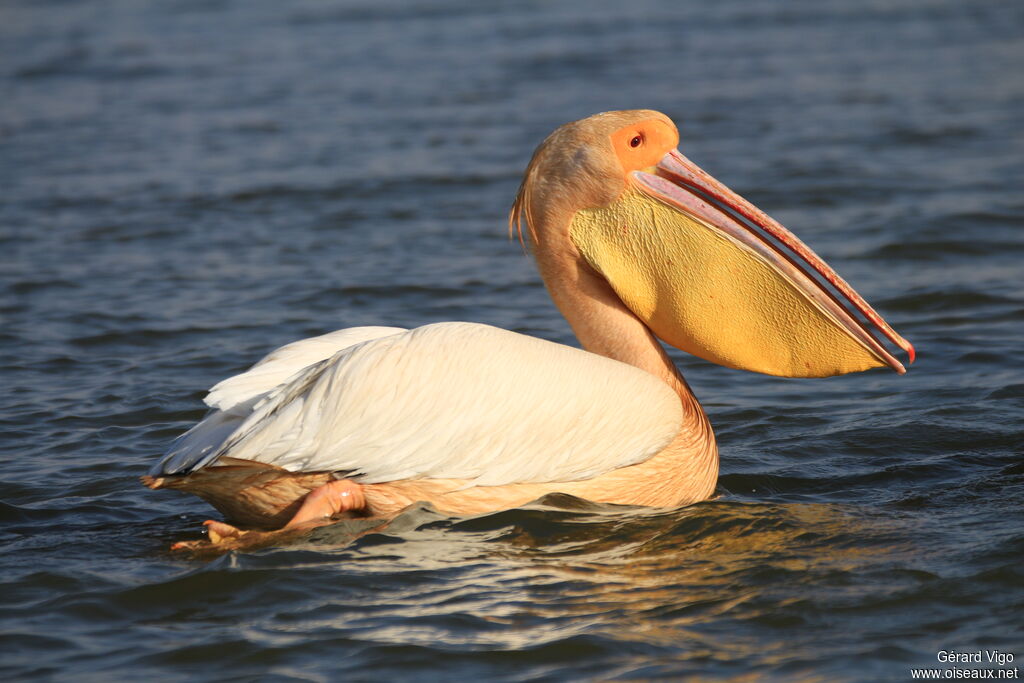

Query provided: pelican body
[144,111,913,544]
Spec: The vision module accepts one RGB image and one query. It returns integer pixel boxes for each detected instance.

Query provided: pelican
[144,110,914,549]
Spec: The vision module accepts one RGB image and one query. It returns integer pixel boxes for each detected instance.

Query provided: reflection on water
[2,0,1022,680]
[153,496,943,679]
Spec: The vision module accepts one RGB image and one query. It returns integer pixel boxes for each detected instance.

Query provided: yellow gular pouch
[569,187,888,378]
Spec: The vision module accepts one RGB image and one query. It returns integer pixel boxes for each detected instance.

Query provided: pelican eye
[629,134,643,148]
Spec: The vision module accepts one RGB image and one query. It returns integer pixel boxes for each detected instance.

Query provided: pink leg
[283,478,367,529]
[170,479,367,552]
[170,519,250,550]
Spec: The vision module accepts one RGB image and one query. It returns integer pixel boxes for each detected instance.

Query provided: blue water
[2,1,1022,680]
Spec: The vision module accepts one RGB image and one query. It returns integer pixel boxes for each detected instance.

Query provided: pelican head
[511,110,914,378]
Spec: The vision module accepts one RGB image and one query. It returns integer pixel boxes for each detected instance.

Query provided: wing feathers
[185,322,682,486]
[151,326,404,476]
[205,326,405,413]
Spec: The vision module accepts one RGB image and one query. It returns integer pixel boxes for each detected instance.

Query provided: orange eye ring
[610,119,676,173]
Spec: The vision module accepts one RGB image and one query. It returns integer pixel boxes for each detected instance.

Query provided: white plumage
[206,326,406,413]
[152,322,683,487]
[154,326,405,475]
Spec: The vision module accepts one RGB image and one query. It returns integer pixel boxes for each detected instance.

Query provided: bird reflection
[239,493,908,679]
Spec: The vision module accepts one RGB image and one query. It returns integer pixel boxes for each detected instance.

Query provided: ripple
[2,0,1022,680]
[868,239,1024,260]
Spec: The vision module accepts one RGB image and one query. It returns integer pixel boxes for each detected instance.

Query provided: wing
[156,322,683,487]
[205,326,406,413]
[151,326,405,475]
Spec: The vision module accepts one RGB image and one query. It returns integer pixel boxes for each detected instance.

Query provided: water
[2,0,1022,680]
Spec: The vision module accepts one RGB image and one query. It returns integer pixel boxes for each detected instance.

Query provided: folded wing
[152,326,405,475]
[153,322,683,487]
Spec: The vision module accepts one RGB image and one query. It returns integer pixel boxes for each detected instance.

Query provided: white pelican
[144,110,914,550]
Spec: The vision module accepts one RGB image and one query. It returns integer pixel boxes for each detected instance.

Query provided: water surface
[2,1,1022,680]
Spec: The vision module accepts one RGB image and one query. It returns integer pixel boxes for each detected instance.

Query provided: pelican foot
[283,478,367,529]
[170,519,304,554]
[170,520,252,551]
[172,519,251,548]
[168,480,368,555]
